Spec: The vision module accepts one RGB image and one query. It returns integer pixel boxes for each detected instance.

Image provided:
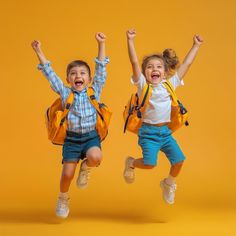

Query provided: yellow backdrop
[0,0,236,235]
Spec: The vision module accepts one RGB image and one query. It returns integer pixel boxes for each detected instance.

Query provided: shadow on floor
[0,209,167,225]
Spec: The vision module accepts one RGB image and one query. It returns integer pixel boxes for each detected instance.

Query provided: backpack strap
[138,83,153,112]
[163,80,178,105]
[60,92,74,125]
[87,87,104,120]
[164,80,188,118]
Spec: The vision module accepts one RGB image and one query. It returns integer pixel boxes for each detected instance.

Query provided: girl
[124,29,203,204]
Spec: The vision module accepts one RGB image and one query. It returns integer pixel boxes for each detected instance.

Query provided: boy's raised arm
[127,29,141,83]
[31,40,49,65]
[96,32,106,61]
[177,34,204,80]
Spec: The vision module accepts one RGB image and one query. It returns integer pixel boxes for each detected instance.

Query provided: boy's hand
[126,29,136,40]
[31,40,41,52]
[193,34,203,46]
[96,32,106,43]
[31,40,48,65]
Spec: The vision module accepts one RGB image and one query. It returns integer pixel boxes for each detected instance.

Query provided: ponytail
[163,48,179,70]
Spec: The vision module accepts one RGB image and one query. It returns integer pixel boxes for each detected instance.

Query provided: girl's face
[144,58,166,85]
[66,66,91,92]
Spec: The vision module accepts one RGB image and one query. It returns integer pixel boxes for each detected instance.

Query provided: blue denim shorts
[62,130,101,163]
[138,123,186,166]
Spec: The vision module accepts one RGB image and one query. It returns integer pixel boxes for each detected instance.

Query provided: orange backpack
[123,81,189,134]
[45,87,112,145]
[87,87,112,141]
[45,92,74,145]
[123,83,152,134]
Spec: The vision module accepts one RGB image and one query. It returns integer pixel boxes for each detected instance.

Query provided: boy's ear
[66,77,69,83]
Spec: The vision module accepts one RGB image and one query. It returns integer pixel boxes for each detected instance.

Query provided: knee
[87,152,102,166]
[172,161,184,167]
[61,172,74,182]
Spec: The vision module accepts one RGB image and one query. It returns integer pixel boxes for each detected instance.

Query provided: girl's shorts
[62,130,101,164]
[138,123,186,166]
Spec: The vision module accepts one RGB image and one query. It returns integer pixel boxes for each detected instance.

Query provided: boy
[31,32,109,218]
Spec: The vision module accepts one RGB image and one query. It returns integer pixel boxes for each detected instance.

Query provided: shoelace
[57,198,69,209]
[81,169,91,182]
[125,167,134,177]
[167,184,176,194]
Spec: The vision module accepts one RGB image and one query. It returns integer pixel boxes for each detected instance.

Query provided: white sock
[59,192,69,199]
[81,160,91,170]
[165,175,176,185]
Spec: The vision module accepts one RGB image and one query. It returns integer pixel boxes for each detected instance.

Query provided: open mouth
[151,73,160,80]
[74,80,84,87]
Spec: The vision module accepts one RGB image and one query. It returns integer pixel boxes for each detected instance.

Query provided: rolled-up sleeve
[38,62,65,95]
[92,57,109,101]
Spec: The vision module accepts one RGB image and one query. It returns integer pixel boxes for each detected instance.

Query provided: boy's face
[144,58,166,85]
[66,66,91,92]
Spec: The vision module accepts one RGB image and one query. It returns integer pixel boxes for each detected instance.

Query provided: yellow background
[0,0,236,235]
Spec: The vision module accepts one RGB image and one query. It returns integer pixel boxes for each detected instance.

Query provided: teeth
[75,81,83,86]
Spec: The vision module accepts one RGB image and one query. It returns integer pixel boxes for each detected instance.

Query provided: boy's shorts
[62,130,101,164]
[138,123,186,166]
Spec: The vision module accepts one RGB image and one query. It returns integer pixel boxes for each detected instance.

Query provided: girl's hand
[31,40,41,51]
[126,29,136,40]
[193,34,203,46]
[95,32,106,43]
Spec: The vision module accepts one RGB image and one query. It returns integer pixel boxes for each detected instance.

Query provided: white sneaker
[77,161,90,189]
[160,179,177,204]
[123,157,135,184]
[56,197,69,218]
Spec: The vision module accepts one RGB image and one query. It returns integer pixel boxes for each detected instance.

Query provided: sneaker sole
[76,181,88,189]
[56,211,69,219]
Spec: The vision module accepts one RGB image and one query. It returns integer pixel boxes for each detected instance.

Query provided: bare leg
[60,162,77,193]
[123,157,154,184]
[169,161,184,177]
[133,158,155,169]
[85,146,102,167]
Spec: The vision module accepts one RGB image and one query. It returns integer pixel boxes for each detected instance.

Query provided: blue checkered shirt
[38,57,109,134]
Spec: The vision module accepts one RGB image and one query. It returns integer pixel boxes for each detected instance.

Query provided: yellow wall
[0,0,235,219]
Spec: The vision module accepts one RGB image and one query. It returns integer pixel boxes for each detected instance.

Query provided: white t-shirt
[132,73,184,124]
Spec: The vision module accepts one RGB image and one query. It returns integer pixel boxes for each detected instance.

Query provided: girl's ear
[66,77,70,83]
[164,68,170,78]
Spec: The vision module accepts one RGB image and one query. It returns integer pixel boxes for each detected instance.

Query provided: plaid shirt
[38,57,109,134]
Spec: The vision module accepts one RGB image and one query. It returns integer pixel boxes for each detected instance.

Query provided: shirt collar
[71,87,88,94]
[151,79,167,87]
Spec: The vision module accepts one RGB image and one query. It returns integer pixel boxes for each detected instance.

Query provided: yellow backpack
[45,87,112,145]
[87,87,112,141]
[45,92,74,145]
[123,83,152,134]
[164,81,189,132]
[123,81,189,134]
